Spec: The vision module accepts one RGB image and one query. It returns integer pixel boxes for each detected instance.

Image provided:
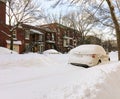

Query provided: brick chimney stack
[0,0,6,24]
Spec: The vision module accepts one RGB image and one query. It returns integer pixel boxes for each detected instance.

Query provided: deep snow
[0,47,120,99]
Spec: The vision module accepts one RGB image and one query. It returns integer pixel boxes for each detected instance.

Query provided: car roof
[69,44,106,55]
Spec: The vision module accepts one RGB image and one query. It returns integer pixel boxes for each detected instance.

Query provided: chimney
[0,0,6,24]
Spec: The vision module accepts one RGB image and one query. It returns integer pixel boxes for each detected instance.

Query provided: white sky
[37,0,79,15]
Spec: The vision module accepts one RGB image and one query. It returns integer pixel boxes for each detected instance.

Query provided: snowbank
[0,51,120,99]
[0,47,18,54]
[109,51,118,61]
[43,49,60,54]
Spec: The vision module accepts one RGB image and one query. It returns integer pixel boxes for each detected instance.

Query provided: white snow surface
[43,49,60,54]
[0,47,18,54]
[69,44,107,55]
[0,48,120,99]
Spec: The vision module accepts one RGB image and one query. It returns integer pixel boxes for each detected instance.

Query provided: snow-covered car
[68,44,110,67]
[43,49,61,54]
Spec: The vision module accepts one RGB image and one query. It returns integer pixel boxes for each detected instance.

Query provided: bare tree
[105,0,120,60]
[73,0,120,60]
[5,0,41,50]
[61,9,99,44]
[51,0,120,60]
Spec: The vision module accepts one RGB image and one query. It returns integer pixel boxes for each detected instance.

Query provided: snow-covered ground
[0,47,120,99]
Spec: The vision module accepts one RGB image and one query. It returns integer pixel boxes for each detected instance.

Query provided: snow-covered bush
[43,49,61,54]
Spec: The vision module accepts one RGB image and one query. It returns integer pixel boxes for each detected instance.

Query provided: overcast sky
[37,0,79,15]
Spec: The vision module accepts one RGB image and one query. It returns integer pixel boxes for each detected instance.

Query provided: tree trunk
[10,31,13,51]
[106,0,120,60]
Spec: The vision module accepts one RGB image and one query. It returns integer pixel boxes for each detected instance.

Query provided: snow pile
[0,47,18,54]
[33,62,120,99]
[109,51,118,61]
[0,53,57,68]
[90,62,120,99]
[43,49,60,54]
[0,51,120,99]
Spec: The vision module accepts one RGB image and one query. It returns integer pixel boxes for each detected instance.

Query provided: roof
[21,24,44,34]
[39,23,80,33]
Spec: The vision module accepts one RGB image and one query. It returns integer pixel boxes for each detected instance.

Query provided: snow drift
[0,50,120,99]
[0,47,18,54]
[43,49,60,54]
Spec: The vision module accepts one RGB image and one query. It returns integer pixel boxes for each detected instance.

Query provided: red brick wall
[16,28,25,53]
[0,24,10,47]
[0,1,6,24]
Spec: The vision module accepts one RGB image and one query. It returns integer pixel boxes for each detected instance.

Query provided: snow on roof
[0,47,18,54]
[70,44,106,55]
[6,40,22,45]
[43,49,60,54]
[30,29,43,34]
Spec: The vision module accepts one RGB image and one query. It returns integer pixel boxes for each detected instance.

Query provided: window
[58,36,60,41]
[73,40,77,46]
[46,33,50,40]
[39,35,42,41]
[57,28,60,34]
[64,31,67,37]
[52,33,54,40]
[39,45,44,53]
[25,43,29,50]
[25,30,30,39]
[63,39,69,47]
[52,45,54,49]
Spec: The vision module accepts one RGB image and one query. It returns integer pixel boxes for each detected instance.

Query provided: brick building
[0,0,81,53]
[39,23,81,53]
[0,0,45,53]
[20,24,45,53]
[0,24,45,53]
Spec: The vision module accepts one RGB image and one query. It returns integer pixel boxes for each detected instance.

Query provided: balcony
[46,40,55,44]
[63,36,73,40]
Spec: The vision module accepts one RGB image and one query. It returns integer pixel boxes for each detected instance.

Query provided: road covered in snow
[0,49,120,99]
